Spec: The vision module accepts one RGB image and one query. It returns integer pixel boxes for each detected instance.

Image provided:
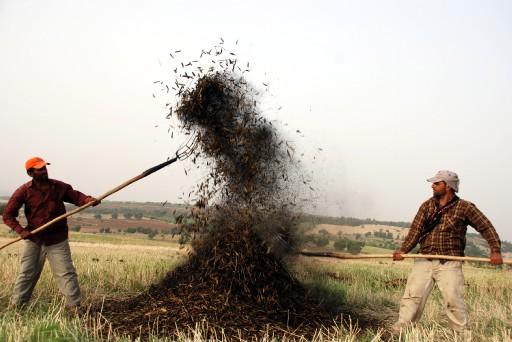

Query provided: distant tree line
[467,233,512,253]
[299,235,364,254]
[365,240,399,250]
[372,230,395,239]
[63,203,185,221]
[64,205,189,224]
[301,214,410,228]
[333,238,365,254]
[502,241,512,253]
[6,200,512,252]
[302,234,329,247]
[464,241,487,258]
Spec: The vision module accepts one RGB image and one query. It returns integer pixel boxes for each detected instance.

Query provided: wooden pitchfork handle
[300,251,512,265]
[0,157,178,251]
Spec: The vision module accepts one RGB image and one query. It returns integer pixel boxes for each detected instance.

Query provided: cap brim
[32,161,49,169]
[427,176,442,183]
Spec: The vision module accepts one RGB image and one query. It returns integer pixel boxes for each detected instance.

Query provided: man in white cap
[391,170,502,334]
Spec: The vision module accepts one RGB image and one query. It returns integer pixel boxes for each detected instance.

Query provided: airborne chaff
[98,43,333,339]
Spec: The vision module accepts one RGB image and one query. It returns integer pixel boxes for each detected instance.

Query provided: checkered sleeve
[400,201,428,253]
[465,202,501,253]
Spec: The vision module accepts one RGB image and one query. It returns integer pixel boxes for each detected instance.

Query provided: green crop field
[0,231,510,341]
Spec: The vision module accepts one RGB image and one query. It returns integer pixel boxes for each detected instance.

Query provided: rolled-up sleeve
[62,184,92,207]
[466,203,501,253]
[2,187,26,234]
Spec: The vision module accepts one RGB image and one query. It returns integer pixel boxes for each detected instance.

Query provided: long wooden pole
[300,251,512,265]
[0,157,178,251]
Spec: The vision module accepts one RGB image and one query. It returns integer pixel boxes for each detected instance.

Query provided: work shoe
[454,329,472,342]
[390,323,404,335]
[7,302,28,311]
[64,305,82,317]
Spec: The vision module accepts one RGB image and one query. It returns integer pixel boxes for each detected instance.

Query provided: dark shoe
[8,302,28,311]
[64,305,81,317]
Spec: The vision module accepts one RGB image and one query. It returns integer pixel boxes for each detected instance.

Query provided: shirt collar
[432,195,460,208]
[27,179,55,189]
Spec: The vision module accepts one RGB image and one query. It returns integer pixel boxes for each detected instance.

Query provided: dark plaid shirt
[400,197,501,256]
[2,179,92,246]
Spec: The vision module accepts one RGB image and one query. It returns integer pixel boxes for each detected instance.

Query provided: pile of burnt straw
[97,65,336,339]
[99,207,332,339]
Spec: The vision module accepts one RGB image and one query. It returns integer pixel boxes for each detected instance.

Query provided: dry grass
[0,232,511,341]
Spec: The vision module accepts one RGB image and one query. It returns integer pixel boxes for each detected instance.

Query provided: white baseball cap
[427,170,459,192]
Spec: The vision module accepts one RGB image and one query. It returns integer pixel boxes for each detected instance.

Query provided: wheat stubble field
[0,227,510,342]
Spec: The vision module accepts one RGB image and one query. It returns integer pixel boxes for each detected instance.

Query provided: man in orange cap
[2,157,99,312]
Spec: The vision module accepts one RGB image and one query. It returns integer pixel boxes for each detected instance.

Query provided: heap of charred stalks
[98,45,333,339]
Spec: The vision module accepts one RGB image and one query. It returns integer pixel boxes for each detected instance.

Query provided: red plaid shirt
[400,197,501,256]
[2,179,92,245]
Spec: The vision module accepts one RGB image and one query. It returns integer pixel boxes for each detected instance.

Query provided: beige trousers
[394,259,468,331]
[11,239,81,307]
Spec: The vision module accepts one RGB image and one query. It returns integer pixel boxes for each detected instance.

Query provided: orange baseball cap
[25,157,50,171]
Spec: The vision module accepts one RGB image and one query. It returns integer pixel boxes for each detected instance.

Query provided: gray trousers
[11,239,81,307]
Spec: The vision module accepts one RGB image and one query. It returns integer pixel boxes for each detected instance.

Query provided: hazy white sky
[1,0,511,241]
